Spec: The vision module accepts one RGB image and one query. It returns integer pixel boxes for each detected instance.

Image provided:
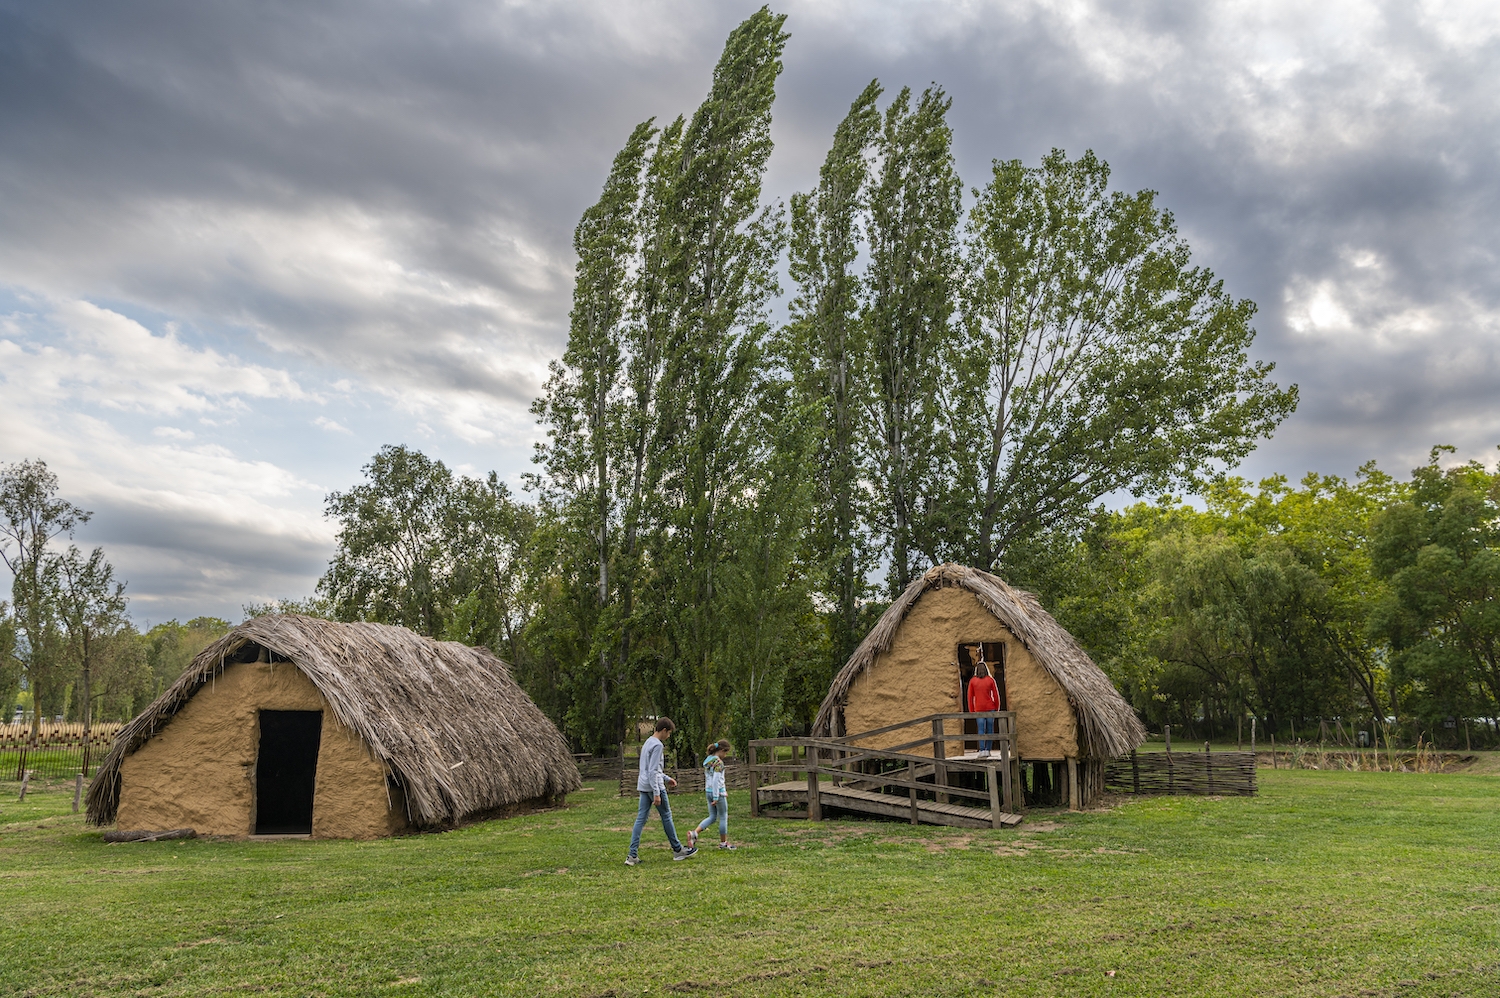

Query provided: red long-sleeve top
[967,674,1001,712]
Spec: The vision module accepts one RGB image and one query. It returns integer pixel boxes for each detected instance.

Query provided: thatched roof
[87,614,581,827]
[813,563,1146,759]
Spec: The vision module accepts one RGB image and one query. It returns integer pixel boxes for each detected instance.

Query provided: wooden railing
[748,712,1022,827]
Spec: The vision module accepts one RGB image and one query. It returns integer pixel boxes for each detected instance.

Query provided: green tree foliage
[781,79,884,688]
[319,445,536,659]
[532,7,813,757]
[1369,448,1500,731]
[141,616,233,694]
[47,544,150,726]
[0,602,18,720]
[0,459,90,734]
[956,150,1299,569]
[530,121,656,755]
[1007,468,1404,741]
[863,86,964,592]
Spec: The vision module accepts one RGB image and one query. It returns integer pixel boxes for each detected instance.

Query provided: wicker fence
[1104,749,1258,797]
[1,722,121,781]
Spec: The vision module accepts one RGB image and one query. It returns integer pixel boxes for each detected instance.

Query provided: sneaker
[672,846,697,861]
[624,856,641,866]
[718,843,737,850]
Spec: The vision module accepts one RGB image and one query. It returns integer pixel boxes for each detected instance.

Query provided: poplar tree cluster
[525,8,1296,756]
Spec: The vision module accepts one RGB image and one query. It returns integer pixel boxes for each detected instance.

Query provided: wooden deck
[757,779,1023,829]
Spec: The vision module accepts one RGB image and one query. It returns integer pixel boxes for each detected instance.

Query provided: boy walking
[627,717,696,865]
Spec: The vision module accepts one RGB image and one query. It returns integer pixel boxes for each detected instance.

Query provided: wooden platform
[757,779,1023,829]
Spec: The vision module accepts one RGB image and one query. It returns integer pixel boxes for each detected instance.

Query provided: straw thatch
[813,563,1146,759]
[87,614,581,827]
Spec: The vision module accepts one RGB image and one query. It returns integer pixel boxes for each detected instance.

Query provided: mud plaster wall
[842,586,1080,760]
[117,661,405,839]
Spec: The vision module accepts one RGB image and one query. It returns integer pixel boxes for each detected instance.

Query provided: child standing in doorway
[689,739,735,851]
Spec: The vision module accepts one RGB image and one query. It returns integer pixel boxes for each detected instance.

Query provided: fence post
[1131,748,1140,794]
[998,737,1014,813]
[806,743,822,822]
[1205,741,1213,794]
[749,744,760,818]
[908,760,918,824]
[931,718,948,804]
[18,769,33,801]
[73,773,84,813]
[988,764,1002,829]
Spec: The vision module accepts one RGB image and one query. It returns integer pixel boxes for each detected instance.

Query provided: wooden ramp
[758,779,1023,829]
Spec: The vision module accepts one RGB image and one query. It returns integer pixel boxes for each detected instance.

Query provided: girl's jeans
[629,791,684,857]
[696,795,728,838]
[977,715,995,752]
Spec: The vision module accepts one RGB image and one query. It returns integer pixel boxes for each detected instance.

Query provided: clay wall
[842,586,1080,760]
[116,661,405,839]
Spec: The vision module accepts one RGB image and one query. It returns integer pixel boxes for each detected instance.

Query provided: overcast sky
[2,0,1497,624]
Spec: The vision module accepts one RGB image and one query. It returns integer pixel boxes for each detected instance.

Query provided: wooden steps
[757,779,1023,829]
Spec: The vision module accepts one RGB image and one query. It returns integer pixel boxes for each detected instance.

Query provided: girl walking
[689,739,735,851]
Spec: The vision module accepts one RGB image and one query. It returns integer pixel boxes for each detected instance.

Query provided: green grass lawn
[1,771,1497,998]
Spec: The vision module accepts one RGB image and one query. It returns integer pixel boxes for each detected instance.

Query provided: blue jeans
[977,715,994,752]
[629,791,684,857]
[696,795,728,838]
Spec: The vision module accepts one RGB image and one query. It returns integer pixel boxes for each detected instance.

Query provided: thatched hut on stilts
[86,614,580,838]
[813,564,1145,809]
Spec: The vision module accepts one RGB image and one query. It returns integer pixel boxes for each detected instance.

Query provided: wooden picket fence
[1,722,122,781]
[1104,748,1257,797]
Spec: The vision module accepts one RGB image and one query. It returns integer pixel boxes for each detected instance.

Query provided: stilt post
[1067,757,1079,811]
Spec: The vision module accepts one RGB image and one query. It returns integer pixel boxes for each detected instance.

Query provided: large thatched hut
[813,563,1145,808]
[87,614,581,839]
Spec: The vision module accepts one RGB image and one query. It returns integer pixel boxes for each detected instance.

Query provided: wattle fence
[1104,748,1257,796]
[2,722,122,782]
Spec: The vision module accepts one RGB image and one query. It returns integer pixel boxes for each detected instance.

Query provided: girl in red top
[967,660,1001,757]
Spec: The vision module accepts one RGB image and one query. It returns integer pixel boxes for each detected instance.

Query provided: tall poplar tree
[531,121,655,753]
[647,7,795,752]
[863,86,964,593]
[783,79,882,677]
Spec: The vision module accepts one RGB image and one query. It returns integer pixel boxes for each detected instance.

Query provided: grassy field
[1,770,1498,998]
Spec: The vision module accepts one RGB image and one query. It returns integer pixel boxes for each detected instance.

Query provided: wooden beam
[931,718,948,804]
[749,743,760,818]
[1067,757,1079,811]
[987,764,1002,829]
[807,747,822,822]
[999,739,1015,812]
[909,761,919,825]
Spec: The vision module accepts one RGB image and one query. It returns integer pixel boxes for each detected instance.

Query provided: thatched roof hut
[813,564,1144,806]
[87,614,581,838]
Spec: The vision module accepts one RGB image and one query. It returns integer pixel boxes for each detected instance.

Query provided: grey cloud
[70,498,332,624]
[3,0,1499,619]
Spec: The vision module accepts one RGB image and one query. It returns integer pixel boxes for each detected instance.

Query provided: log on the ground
[103,828,197,843]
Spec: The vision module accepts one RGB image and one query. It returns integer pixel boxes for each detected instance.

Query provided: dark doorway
[958,642,1008,752]
[255,710,322,834]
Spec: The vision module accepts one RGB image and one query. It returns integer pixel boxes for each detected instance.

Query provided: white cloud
[314,415,351,434]
[0,297,306,415]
